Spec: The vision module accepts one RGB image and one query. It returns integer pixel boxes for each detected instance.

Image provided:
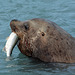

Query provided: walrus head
[10,19,49,57]
[10,18,75,63]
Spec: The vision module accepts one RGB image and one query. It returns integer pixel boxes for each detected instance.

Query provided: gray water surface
[0,0,75,75]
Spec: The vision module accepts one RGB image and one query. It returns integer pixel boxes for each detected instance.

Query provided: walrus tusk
[3,32,18,57]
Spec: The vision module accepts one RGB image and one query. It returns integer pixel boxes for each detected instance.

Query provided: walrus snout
[10,19,18,32]
[10,19,23,32]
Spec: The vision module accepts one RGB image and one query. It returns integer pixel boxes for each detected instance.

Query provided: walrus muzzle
[3,32,18,57]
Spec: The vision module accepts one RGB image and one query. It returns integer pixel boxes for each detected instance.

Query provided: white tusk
[3,32,18,57]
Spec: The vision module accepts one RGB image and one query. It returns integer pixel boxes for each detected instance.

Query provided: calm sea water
[0,0,75,75]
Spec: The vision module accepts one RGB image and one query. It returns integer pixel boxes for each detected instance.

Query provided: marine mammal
[5,18,75,63]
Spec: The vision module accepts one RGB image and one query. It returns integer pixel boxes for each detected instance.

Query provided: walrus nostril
[13,25,16,32]
[10,24,16,32]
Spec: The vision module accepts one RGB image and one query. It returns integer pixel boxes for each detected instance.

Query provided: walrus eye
[24,23,29,30]
[42,32,45,36]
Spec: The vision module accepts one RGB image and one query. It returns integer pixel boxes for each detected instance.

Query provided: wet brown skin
[10,18,75,63]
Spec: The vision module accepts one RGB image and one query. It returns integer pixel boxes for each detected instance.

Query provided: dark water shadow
[16,53,75,74]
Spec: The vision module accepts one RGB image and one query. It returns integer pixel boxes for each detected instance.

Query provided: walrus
[5,18,75,63]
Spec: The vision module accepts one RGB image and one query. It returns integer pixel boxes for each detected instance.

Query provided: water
[0,0,75,75]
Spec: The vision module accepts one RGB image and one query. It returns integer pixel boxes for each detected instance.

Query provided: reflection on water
[3,53,75,75]
[0,0,75,75]
[5,57,14,61]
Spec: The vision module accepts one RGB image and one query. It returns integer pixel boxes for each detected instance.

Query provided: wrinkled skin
[10,18,75,63]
